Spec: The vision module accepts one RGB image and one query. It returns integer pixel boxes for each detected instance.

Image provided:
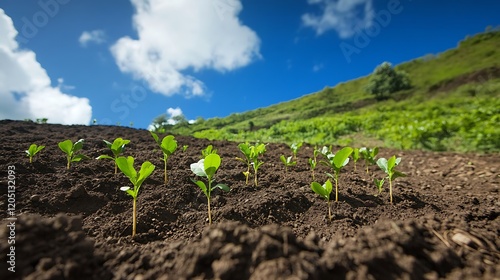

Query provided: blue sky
[1,0,499,128]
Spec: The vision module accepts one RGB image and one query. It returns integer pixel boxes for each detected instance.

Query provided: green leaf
[110,138,130,155]
[27,144,37,155]
[125,189,136,197]
[280,155,287,164]
[103,140,113,149]
[390,170,407,181]
[324,179,333,195]
[387,156,397,171]
[395,157,401,166]
[311,180,332,200]
[190,159,207,177]
[27,144,45,156]
[204,153,221,178]
[238,143,251,158]
[150,131,160,145]
[213,183,230,192]
[372,147,379,157]
[71,154,87,162]
[116,156,138,185]
[352,148,360,161]
[160,135,177,155]
[58,139,73,154]
[136,161,155,187]
[256,143,266,153]
[374,178,385,188]
[191,179,208,196]
[120,186,136,198]
[73,139,85,152]
[377,158,388,173]
[333,147,353,169]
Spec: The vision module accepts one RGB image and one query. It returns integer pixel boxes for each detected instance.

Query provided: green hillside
[166,31,500,152]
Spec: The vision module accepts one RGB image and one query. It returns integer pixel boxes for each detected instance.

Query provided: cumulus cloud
[303,0,375,38]
[0,9,91,125]
[79,29,106,47]
[111,0,261,98]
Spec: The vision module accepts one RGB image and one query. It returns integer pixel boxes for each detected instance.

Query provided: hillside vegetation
[168,31,500,152]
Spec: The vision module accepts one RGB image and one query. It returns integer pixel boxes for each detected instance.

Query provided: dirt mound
[0,214,110,280]
[0,120,499,279]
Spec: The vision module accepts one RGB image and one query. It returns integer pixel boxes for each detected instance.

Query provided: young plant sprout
[236,142,266,186]
[182,145,189,152]
[308,147,320,180]
[26,144,45,163]
[320,147,353,202]
[280,155,296,173]
[377,156,406,204]
[310,179,334,221]
[290,142,303,161]
[250,143,266,186]
[58,139,88,169]
[201,145,217,158]
[116,156,155,237]
[236,142,252,185]
[373,178,385,196]
[190,153,230,225]
[359,147,379,174]
[351,148,360,171]
[150,131,178,185]
[96,138,130,174]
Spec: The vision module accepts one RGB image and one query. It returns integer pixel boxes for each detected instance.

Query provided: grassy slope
[170,31,500,152]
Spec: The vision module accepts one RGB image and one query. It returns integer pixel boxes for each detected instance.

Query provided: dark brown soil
[0,120,498,279]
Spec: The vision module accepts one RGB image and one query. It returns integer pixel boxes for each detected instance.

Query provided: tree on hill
[365,62,412,100]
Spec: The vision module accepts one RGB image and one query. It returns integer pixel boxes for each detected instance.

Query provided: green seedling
[280,155,296,173]
[290,142,303,161]
[96,138,131,174]
[182,145,189,152]
[377,156,407,204]
[373,178,385,196]
[191,153,230,225]
[308,147,320,180]
[250,143,266,186]
[236,142,252,185]
[359,147,379,174]
[150,131,178,185]
[58,139,88,169]
[236,142,266,186]
[26,144,45,163]
[320,147,353,202]
[117,156,155,237]
[202,145,217,158]
[351,148,360,171]
[311,179,334,221]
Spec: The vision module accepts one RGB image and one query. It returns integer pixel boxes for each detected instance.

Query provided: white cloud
[79,29,106,47]
[167,107,182,118]
[303,0,375,38]
[111,0,261,98]
[0,9,92,125]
